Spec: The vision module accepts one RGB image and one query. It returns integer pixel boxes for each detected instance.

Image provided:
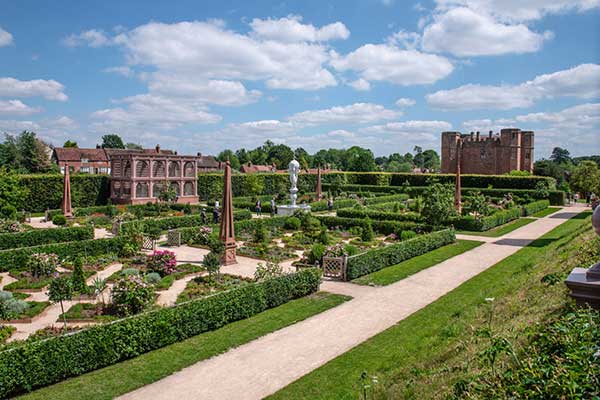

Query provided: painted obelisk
[62,163,73,218]
[316,166,323,201]
[454,138,462,215]
[219,160,237,265]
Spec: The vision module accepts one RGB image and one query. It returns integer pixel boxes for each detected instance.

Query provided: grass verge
[532,206,561,218]
[457,217,535,237]
[268,211,592,400]
[352,240,484,286]
[17,291,350,400]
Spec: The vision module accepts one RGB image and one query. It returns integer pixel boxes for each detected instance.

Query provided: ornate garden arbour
[110,149,200,205]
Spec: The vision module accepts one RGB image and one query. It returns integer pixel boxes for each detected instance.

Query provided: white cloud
[147,75,261,106]
[331,44,453,86]
[90,94,221,133]
[395,98,416,107]
[63,29,112,47]
[427,63,600,110]
[434,0,600,22]
[249,15,349,42]
[0,100,41,116]
[288,103,401,125]
[0,27,13,47]
[386,30,421,49]
[112,20,337,91]
[103,66,134,77]
[326,129,355,138]
[422,7,550,56]
[0,116,79,145]
[361,120,452,136]
[348,78,371,91]
[0,119,40,133]
[0,77,68,101]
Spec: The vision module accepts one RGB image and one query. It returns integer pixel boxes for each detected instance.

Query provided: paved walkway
[120,206,584,400]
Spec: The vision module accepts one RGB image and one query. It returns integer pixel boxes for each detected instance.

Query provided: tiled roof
[53,148,109,162]
[240,163,276,173]
[198,155,220,168]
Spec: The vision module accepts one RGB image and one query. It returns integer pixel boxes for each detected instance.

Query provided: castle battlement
[441,128,534,175]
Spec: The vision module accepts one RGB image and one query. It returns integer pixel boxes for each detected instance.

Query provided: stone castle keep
[441,128,534,175]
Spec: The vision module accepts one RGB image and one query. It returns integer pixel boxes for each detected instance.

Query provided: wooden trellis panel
[322,256,347,281]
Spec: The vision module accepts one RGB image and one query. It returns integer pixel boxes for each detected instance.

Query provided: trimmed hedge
[522,200,550,216]
[0,268,322,398]
[346,229,456,280]
[453,207,523,232]
[316,215,431,235]
[120,210,252,234]
[310,198,358,212]
[0,226,94,251]
[363,193,409,205]
[15,174,110,213]
[337,209,424,223]
[0,237,126,272]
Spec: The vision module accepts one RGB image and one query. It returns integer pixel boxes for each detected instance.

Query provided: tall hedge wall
[120,210,252,234]
[0,268,322,398]
[15,174,110,213]
[346,229,456,280]
[0,237,125,272]
[0,226,94,251]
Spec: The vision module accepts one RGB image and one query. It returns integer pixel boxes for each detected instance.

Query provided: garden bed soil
[175,274,253,304]
[59,302,119,323]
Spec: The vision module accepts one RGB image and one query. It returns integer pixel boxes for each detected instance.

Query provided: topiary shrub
[52,214,67,226]
[70,257,88,295]
[361,218,375,242]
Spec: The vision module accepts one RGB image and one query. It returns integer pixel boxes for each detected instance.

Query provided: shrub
[422,183,456,227]
[121,268,140,277]
[254,261,284,282]
[0,226,94,251]
[0,291,29,320]
[111,275,154,316]
[337,208,424,223]
[307,243,326,265]
[453,207,522,231]
[144,272,162,285]
[0,205,17,220]
[48,276,73,330]
[52,214,67,226]
[284,216,301,230]
[27,253,59,278]
[400,230,417,241]
[146,250,177,276]
[203,252,221,280]
[361,219,375,242]
[70,257,88,295]
[346,229,456,280]
[252,222,269,244]
[0,268,321,398]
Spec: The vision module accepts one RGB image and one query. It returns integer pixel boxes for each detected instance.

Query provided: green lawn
[352,240,484,286]
[457,217,535,237]
[532,206,561,218]
[17,291,350,400]
[268,211,592,400]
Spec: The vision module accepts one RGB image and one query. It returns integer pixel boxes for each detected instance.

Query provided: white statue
[288,159,300,207]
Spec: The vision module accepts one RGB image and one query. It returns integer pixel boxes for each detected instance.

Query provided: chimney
[470,132,474,140]
[476,131,480,141]
[155,144,160,153]
[197,152,202,157]
[488,130,493,138]
[96,144,101,149]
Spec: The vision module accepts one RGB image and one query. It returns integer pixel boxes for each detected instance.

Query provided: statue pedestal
[565,265,600,310]
[221,241,237,266]
[277,204,311,216]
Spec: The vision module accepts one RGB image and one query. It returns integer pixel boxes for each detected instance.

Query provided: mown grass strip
[17,292,350,400]
[268,211,591,400]
[352,240,484,286]
[457,217,535,237]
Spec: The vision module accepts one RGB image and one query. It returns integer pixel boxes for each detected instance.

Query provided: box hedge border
[0,237,126,272]
[0,226,94,251]
[337,208,424,223]
[346,229,456,280]
[0,268,322,398]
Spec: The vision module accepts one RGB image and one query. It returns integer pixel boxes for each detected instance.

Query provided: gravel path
[119,206,583,400]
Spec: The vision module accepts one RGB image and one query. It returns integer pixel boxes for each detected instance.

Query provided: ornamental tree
[48,277,73,330]
[422,183,456,227]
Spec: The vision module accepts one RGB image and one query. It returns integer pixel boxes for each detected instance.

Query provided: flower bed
[0,268,322,398]
[175,274,253,303]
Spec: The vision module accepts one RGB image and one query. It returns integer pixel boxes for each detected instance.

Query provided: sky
[0,0,599,159]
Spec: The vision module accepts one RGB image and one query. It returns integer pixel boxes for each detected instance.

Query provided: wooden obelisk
[62,163,73,218]
[219,160,237,265]
[316,166,323,201]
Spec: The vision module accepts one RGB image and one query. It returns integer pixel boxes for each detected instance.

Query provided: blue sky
[0,0,599,159]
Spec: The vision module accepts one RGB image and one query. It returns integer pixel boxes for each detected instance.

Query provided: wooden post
[62,163,73,218]
[219,161,237,265]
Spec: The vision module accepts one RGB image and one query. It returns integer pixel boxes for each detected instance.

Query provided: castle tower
[520,131,534,173]
[500,128,522,173]
[441,131,462,173]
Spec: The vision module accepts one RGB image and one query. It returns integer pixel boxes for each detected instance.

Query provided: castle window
[525,151,531,160]
[480,148,486,159]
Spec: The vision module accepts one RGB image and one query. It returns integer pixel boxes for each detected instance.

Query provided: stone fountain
[277,159,311,216]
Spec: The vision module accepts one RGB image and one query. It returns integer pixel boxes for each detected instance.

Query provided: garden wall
[0,268,322,398]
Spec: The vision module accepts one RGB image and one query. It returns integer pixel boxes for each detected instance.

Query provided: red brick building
[110,147,200,205]
[441,129,534,175]
[52,147,111,174]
